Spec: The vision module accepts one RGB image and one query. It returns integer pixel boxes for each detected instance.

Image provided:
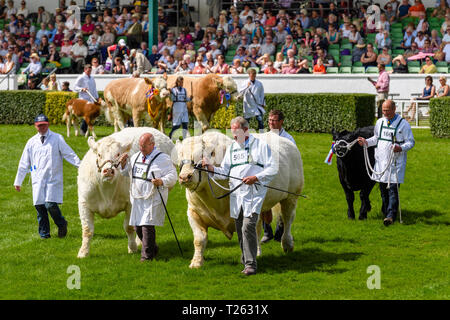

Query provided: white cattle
[176,131,304,268]
[77,127,176,258]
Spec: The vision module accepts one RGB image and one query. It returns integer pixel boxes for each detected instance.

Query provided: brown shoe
[242,267,257,276]
[383,217,393,226]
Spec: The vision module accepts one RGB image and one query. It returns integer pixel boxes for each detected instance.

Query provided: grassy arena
[1,124,449,300]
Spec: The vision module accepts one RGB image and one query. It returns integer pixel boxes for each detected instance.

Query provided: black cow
[332,126,376,220]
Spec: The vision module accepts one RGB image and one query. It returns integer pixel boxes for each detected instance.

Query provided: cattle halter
[333,139,359,158]
[96,155,122,172]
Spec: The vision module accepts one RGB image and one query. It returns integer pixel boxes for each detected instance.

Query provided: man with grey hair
[119,133,177,261]
[202,116,278,275]
[130,49,152,74]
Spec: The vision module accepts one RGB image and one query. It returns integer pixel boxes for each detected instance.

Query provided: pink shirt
[376,70,390,93]
[282,66,299,74]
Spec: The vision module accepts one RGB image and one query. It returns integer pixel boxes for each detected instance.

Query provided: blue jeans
[35,202,67,238]
[379,183,399,221]
[245,115,264,131]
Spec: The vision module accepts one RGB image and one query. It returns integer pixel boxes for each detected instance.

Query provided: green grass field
[1,125,449,300]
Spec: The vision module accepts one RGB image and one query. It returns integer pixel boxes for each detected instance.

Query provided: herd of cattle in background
[61,74,376,267]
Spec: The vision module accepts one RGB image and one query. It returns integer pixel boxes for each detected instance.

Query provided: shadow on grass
[301,236,358,245]
[401,210,449,226]
[259,248,363,274]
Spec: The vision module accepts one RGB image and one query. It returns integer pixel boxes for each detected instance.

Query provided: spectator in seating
[385,3,397,24]
[212,54,229,74]
[265,10,277,28]
[298,9,310,29]
[48,44,60,65]
[436,76,450,96]
[440,13,450,35]
[37,6,52,25]
[281,34,297,56]
[419,56,437,73]
[115,19,127,36]
[149,45,161,66]
[91,57,105,74]
[183,54,195,70]
[377,13,390,32]
[256,53,271,72]
[310,10,325,29]
[405,75,435,121]
[434,43,446,61]
[1,52,15,74]
[239,4,254,25]
[273,52,286,72]
[353,38,367,63]
[86,35,100,63]
[432,0,448,18]
[408,0,426,17]
[361,43,378,68]
[237,33,250,50]
[340,17,353,38]
[5,0,15,20]
[405,42,420,58]
[127,13,143,49]
[243,16,256,35]
[38,36,50,59]
[264,60,278,74]
[209,41,222,60]
[274,22,288,45]
[173,40,185,62]
[192,55,206,74]
[398,0,412,20]
[392,54,408,72]
[313,57,326,74]
[442,26,450,46]
[194,22,205,42]
[112,39,130,60]
[297,59,310,74]
[401,27,415,49]
[174,60,192,74]
[233,46,247,63]
[53,24,65,48]
[414,31,426,49]
[48,73,58,90]
[60,38,72,58]
[416,11,429,35]
[378,30,392,49]
[36,23,48,43]
[217,14,229,34]
[230,58,244,74]
[282,57,299,74]
[377,47,392,66]
[113,56,127,74]
[205,55,215,74]
[166,55,178,73]
[326,24,340,45]
[316,48,335,68]
[82,14,95,37]
[260,35,275,56]
[22,52,42,78]
[70,37,88,73]
[421,39,434,54]
[61,81,71,91]
[430,29,442,51]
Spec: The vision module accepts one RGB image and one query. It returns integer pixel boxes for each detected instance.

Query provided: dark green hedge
[236,93,376,132]
[430,97,450,138]
[0,91,46,124]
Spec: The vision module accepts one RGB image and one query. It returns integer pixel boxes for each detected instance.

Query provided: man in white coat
[14,114,81,239]
[119,133,177,261]
[74,64,99,134]
[239,68,265,132]
[168,76,192,140]
[358,100,415,226]
[261,109,296,243]
[202,117,278,275]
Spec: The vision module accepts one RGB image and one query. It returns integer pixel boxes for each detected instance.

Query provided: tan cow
[62,98,106,139]
[166,74,239,131]
[103,77,170,132]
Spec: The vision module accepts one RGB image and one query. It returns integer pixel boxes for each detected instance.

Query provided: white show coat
[212,135,277,219]
[239,79,265,119]
[14,129,81,205]
[74,72,99,102]
[170,87,191,126]
[366,115,415,184]
[121,148,177,226]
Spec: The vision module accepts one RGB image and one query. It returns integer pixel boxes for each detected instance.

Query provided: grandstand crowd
[2,0,450,89]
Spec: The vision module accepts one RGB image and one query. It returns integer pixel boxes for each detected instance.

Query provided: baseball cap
[118,39,126,46]
[34,114,49,125]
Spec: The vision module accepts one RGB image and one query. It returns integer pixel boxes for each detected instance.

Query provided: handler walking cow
[119,133,177,261]
[202,117,277,276]
[14,114,81,239]
[239,68,265,132]
[358,100,415,226]
[169,76,192,140]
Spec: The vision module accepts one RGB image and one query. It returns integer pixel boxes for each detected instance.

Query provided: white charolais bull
[176,131,304,268]
[77,127,176,258]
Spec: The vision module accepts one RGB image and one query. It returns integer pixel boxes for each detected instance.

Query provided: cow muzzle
[102,168,115,178]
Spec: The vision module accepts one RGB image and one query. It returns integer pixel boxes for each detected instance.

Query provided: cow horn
[87,136,97,152]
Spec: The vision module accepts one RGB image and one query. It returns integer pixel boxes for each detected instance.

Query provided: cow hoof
[281,241,294,253]
[189,260,204,268]
[77,250,89,258]
[128,244,138,253]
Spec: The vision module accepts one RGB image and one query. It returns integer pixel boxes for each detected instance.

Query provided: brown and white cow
[62,98,106,139]
[103,77,170,132]
[166,74,239,131]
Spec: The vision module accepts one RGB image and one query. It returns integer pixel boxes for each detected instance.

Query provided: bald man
[120,133,177,261]
[358,100,415,226]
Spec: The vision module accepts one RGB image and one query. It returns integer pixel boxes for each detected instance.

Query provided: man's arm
[14,142,31,191]
[58,135,81,168]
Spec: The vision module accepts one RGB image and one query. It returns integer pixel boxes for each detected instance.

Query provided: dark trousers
[135,225,158,260]
[235,209,258,269]
[34,202,67,238]
[379,183,400,221]
[263,218,284,241]
[245,115,264,131]
[169,122,188,139]
[80,119,88,134]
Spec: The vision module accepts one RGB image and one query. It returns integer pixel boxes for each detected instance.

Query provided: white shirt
[443,44,450,62]
[121,148,177,226]
[14,129,80,205]
[366,115,415,184]
[170,87,191,125]
[239,79,265,118]
[74,72,99,102]
[212,135,277,218]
